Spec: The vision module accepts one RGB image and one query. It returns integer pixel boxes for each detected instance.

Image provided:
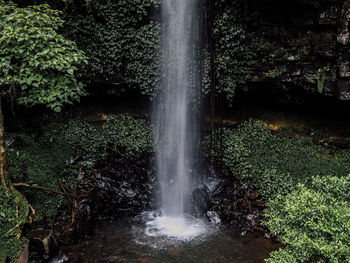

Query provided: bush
[204,119,350,200]
[7,114,153,218]
[61,115,153,161]
[7,133,73,218]
[62,0,161,95]
[0,187,28,263]
[213,0,256,102]
[265,176,350,263]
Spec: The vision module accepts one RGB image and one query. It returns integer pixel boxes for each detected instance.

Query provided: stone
[337,0,350,45]
[264,233,271,239]
[207,210,221,224]
[48,251,69,263]
[339,64,350,78]
[191,185,211,217]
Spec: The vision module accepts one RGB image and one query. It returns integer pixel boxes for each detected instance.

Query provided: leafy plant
[61,115,153,161]
[213,0,256,102]
[204,119,350,200]
[62,0,161,96]
[265,176,350,263]
[0,2,86,261]
[7,133,73,217]
[7,114,153,219]
[0,187,28,263]
[0,2,87,112]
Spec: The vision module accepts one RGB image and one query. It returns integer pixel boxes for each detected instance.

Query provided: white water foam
[145,213,207,241]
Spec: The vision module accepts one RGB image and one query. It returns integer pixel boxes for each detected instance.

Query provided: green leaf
[53,107,61,112]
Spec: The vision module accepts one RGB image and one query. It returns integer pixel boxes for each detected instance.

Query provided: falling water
[150,0,203,238]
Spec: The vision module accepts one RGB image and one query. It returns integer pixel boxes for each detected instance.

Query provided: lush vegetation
[265,176,350,263]
[1,0,349,262]
[205,120,350,200]
[8,114,152,218]
[62,0,161,95]
[0,187,28,262]
[213,0,256,102]
[0,2,86,112]
[0,1,86,261]
[205,120,350,262]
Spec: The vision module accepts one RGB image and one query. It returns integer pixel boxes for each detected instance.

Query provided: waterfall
[154,0,200,217]
[145,0,211,241]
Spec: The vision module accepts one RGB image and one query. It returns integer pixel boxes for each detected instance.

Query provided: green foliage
[61,115,153,162]
[265,176,350,263]
[0,2,86,111]
[7,115,152,217]
[62,0,161,95]
[125,21,161,96]
[0,187,28,263]
[205,119,350,200]
[7,133,73,217]
[213,0,256,102]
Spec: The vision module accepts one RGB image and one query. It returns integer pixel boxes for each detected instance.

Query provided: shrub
[62,0,161,95]
[7,115,153,218]
[265,176,350,263]
[7,133,73,217]
[213,0,256,102]
[204,119,350,200]
[61,115,153,161]
[0,187,28,263]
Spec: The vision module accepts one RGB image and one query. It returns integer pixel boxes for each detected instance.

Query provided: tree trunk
[0,97,10,197]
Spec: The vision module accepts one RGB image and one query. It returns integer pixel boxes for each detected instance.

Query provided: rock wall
[244,0,350,100]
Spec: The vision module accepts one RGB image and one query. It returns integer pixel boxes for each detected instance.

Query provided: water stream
[152,0,201,238]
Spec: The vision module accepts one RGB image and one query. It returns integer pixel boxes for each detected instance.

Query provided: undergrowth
[205,119,350,263]
[3,114,152,261]
[204,119,350,200]
[0,186,28,263]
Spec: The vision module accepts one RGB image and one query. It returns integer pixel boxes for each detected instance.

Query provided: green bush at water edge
[205,120,350,263]
[265,176,350,263]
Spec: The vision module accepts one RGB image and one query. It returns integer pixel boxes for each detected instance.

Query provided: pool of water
[75,216,277,263]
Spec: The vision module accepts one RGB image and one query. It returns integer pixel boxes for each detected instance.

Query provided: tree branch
[12,183,86,198]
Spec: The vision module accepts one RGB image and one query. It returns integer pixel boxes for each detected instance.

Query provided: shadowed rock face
[236,0,350,100]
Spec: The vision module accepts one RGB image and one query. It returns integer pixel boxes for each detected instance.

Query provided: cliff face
[244,0,350,100]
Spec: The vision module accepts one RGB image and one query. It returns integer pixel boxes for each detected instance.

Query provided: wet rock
[207,210,221,224]
[245,214,257,232]
[338,0,350,45]
[28,229,58,261]
[82,152,157,218]
[191,185,211,218]
[247,191,259,201]
[325,80,350,100]
[4,133,15,147]
[232,0,350,100]
[207,172,265,232]
[48,251,69,263]
[264,233,271,239]
[240,231,247,237]
[75,199,92,222]
[320,136,350,148]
